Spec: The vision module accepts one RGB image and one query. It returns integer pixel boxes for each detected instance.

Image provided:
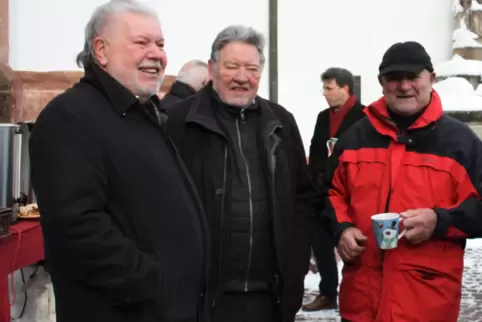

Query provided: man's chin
[136,77,163,95]
[225,97,252,107]
[136,85,161,99]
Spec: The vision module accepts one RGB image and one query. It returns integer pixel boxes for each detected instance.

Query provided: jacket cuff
[433,208,451,238]
[334,222,355,246]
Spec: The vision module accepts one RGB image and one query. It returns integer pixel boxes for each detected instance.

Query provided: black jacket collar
[184,82,282,138]
[168,81,196,100]
[81,63,163,115]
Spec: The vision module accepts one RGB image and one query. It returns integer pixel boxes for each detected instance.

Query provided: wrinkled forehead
[218,42,262,66]
[105,12,163,41]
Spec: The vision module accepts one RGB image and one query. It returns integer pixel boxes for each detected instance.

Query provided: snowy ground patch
[434,77,482,111]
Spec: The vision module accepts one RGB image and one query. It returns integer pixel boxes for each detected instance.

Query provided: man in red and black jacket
[324,41,482,321]
[303,68,365,311]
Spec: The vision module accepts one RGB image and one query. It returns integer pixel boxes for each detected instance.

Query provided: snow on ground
[453,0,464,15]
[476,84,482,96]
[452,28,482,49]
[296,264,343,321]
[435,76,475,95]
[433,54,482,111]
[472,0,482,11]
[434,77,482,111]
[467,238,482,248]
[436,55,482,77]
[9,266,55,321]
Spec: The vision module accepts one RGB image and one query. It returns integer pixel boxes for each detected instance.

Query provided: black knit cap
[378,41,434,77]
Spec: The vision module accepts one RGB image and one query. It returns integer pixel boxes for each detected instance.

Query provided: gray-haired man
[29,1,208,322]
[167,25,315,322]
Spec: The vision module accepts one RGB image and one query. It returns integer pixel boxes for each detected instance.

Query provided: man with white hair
[29,1,208,322]
[167,25,315,322]
[162,60,209,107]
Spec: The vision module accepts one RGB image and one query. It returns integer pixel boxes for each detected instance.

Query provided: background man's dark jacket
[166,85,316,322]
[308,101,365,191]
[30,64,209,322]
[161,80,196,107]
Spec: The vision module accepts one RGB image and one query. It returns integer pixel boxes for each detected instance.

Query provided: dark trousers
[211,291,280,322]
[307,214,338,298]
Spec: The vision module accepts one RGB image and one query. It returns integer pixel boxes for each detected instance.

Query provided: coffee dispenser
[0,121,35,223]
[0,123,22,222]
[18,121,36,205]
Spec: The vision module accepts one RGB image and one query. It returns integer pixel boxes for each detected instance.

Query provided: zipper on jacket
[268,126,283,303]
[211,146,228,309]
[235,117,254,292]
[384,130,400,212]
[240,108,246,123]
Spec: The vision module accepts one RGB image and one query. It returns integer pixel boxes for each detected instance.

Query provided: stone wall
[0,0,7,64]
[0,64,175,123]
[453,47,482,61]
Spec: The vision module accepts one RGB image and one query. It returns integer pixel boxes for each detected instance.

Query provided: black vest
[215,97,276,292]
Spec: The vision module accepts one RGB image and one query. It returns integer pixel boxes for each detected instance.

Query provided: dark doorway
[353,75,361,101]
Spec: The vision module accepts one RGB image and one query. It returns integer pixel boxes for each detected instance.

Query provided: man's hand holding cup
[400,208,438,244]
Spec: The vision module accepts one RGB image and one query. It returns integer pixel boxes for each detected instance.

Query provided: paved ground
[458,245,482,321]
[296,240,482,321]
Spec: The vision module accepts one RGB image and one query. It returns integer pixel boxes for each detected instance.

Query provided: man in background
[303,67,365,311]
[162,59,209,106]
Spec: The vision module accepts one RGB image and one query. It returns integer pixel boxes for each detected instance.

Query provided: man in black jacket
[29,1,208,322]
[302,67,365,311]
[161,60,209,107]
[167,25,315,322]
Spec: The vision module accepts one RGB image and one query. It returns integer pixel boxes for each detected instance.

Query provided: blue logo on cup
[371,213,406,249]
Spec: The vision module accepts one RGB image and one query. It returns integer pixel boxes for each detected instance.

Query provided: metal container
[19,121,36,205]
[0,123,22,221]
[0,207,11,239]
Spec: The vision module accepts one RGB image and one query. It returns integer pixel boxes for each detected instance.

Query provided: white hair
[76,0,159,69]
[210,25,266,66]
[176,61,207,82]
[177,66,208,91]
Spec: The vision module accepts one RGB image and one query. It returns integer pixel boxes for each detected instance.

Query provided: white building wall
[278,0,454,148]
[8,0,270,98]
[9,0,454,149]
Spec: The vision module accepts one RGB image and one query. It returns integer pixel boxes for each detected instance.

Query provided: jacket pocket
[345,160,384,192]
[388,266,461,322]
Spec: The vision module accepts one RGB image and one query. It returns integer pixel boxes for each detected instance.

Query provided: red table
[0,220,44,322]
